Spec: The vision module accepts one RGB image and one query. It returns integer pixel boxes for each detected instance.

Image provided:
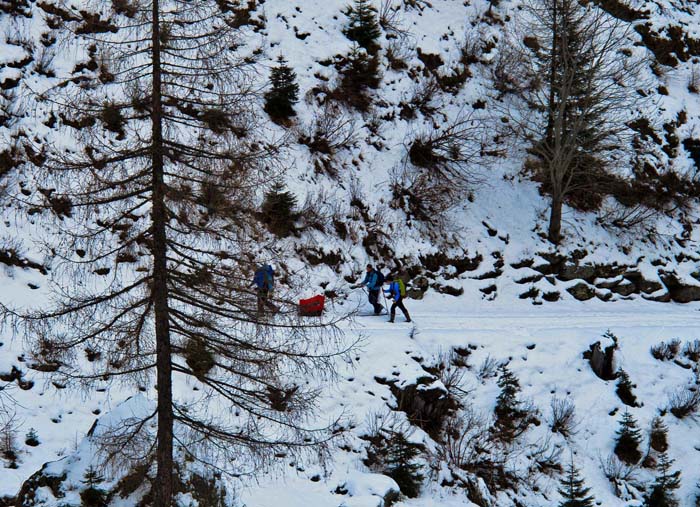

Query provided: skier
[252,264,277,314]
[352,264,384,315]
[383,274,411,323]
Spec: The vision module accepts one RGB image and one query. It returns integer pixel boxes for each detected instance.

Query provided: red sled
[299,295,325,317]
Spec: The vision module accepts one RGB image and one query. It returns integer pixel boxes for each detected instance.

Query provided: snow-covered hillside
[1,0,700,505]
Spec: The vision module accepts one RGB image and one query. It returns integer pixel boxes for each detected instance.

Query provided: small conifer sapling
[342,0,381,54]
[614,410,643,465]
[264,56,299,121]
[649,416,669,453]
[558,459,595,507]
[644,453,681,507]
[261,182,299,237]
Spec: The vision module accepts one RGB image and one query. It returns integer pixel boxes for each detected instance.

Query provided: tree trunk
[546,0,558,146]
[548,194,562,244]
[151,0,174,504]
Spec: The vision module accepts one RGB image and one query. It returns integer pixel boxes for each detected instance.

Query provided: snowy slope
[1,0,700,505]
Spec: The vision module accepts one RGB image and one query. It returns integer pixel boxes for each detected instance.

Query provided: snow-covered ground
[3,287,699,506]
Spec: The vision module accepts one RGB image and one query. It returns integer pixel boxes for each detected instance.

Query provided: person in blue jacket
[252,264,277,313]
[384,275,411,323]
[352,264,384,315]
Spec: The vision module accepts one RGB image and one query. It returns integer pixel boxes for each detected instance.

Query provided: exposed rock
[611,281,636,297]
[432,283,464,296]
[642,291,672,303]
[542,291,560,302]
[624,271,663,293]
[584,339,619,381]
[660,273,700,303]
[375,376,458,441]
[510,258,534,269]
[515,273,543,284]
[559,263,597,282]
[595,277,623,289]
[15,467,67,507]
[567,282,596,301]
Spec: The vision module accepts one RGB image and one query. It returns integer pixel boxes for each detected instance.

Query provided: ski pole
[382,290,390,315]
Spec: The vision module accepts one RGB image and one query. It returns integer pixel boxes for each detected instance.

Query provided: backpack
[253,267,265,288]
[397,279,406,298]
[375,270,385,288]
[254,265,274,289]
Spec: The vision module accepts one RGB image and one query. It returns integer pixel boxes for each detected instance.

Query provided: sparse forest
[0,0,699,505]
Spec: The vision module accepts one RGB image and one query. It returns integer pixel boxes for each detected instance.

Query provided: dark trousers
[390,296,410,321]
[257,288,277,313]
[368,289,383,314]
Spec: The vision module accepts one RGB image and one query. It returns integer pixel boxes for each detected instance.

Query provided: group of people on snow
[252,262,411,323]
[352,264,411,323]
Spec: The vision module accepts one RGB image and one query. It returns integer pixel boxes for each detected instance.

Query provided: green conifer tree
[384,431,424,498]
[81,466,108,507]
[616,369,639,407]
[261,182,299,237]
[649,416,669,453]
[614,410,643,464]
[493,365,529,442]
[645,453,681,507]
[558,460,595,507]
[338,44,381,112]
[264,56,299,121]
[342,0,381,54]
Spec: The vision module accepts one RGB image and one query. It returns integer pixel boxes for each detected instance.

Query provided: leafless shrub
[0,409,20,469]
[379,0,411,39]
[667,386,700,419]
[601,453,638,482]
[386,37,413,71]
[389,164,455,226]
[689,65,699,94]
[598,199,664,232]
[428,350,473,401]
[34,45,57,78]
[438,409,492,471]
[297,188,335,234]
[683,340,700,363]
[477,354,499,380]
[527,436,563,478]
[299,103,356,156]
[406,109,490,192]
[650,339,681,361]
[400,77,441,120]
[549,396,577,439]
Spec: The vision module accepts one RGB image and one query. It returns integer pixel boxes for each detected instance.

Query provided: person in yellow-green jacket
[383,274,411,323]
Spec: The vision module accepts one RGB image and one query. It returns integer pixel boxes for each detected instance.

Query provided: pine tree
[614,410,643,464]
[558,460,595,507]
[645,453,681,507]
[616,369,639,407]
[337,44,381,111]
[383,431,424,498]
[261,182,299,237]
[264,56,299,121]
[81,466,107,507]
[4,0,351,504]
[24,428,40,447]
[649,416,669,453]
[498,0,645,243]
[493,365,529,442]
[342,0,381,54]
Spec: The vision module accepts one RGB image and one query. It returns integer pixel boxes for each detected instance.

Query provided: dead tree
[494,0,646,244]
[3,0,352,504]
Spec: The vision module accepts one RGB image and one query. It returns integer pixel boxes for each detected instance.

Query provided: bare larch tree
[3,0,352,504]
[494,0,646,243]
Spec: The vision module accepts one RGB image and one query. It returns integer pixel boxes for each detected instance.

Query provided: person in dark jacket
[384,275,411,323]
[252,264,277,313]
[352,264,384,315]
